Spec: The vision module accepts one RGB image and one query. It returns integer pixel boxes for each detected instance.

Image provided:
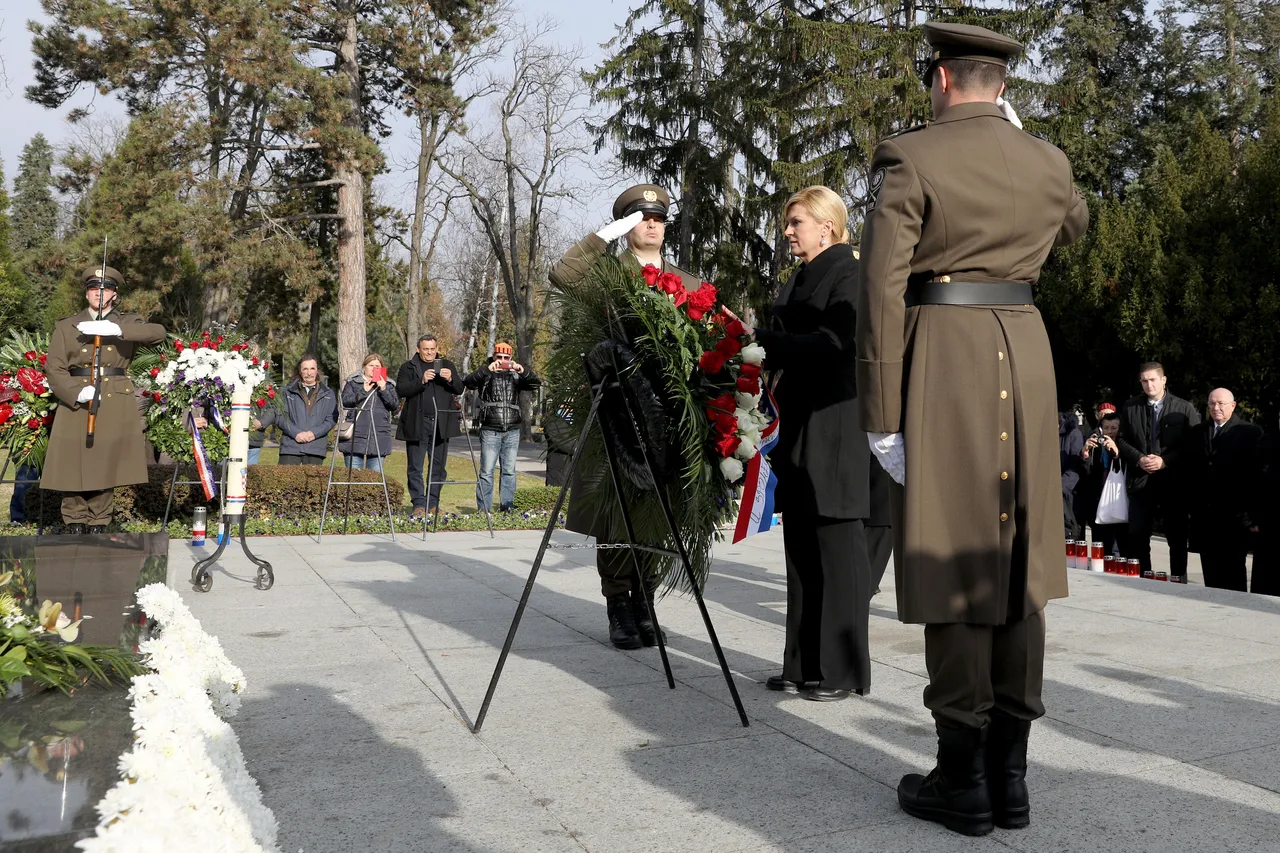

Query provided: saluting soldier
[42,266,168,532]
[854,23,1089,836]
[550,184,701,651]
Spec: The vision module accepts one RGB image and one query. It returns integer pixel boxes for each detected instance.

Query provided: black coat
[1186,415,1265,532]
[338,376,399,457]
[464,361,540,431]
[753,243,870,520]
[1077,443,1127,526]
[395,354,464,442]
[1117,391,1200,493]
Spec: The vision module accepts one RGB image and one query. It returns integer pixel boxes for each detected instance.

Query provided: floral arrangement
[0,331,55,470]
[0,565,145,695]
[77,583,279,852]
[132,332,278,464]
[548,256,772,591]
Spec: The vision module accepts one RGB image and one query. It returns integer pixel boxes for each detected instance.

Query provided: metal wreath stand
[191,386,274,592]
[471,322,748,733]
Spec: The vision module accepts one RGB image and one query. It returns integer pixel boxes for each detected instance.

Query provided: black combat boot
[630,587,666,647]
[606,593,642,650]
[987,712,1032,829]
[898,721,994,836]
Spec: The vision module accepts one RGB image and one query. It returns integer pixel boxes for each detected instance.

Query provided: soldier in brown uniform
[549,184,701,650]
[854,23,1089,836]
[42,267,167,532]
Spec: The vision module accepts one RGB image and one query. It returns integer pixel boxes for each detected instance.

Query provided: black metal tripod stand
[471,350,749,733]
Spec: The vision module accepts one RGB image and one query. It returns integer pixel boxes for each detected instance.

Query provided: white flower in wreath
[734,435,758,461]
[740,342,765,365]
[740,424,762,448]
[719,456,744,482]
[734,408,755,433]
[734,391,760,411]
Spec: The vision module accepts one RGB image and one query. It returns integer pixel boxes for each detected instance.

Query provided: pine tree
[10,134,59,257]
[0,159,29,331]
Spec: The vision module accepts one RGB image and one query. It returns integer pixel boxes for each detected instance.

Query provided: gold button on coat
[1000,390,1008,399]
[1000,431,1008,441]
[1000,513,1009,522]
[998,351,1005,360]
[1000,471,1009,480]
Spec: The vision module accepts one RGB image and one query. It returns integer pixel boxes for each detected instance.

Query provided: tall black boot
[987,713,1032,829]
[630,587,666,647]
[898,721,994,836]
[606,593,642,650]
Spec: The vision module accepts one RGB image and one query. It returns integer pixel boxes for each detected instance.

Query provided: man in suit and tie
[1187,388,1264,591]
[1117,362,1200,580]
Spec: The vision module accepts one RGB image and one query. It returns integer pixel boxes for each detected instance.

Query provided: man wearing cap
[550,184,701,650]
[855,22,1089,836]
[463,342,540,514]
[42,266,168,532]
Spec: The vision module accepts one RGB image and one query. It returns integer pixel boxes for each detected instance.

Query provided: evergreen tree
[0,159,29,331]
[10,134,59,256]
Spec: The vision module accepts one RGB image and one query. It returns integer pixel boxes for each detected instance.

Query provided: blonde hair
[784,186,850,244]
[362,353,384,369]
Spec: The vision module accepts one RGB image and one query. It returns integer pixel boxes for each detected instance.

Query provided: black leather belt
[70,367,127,376]
[905,280,1033,307]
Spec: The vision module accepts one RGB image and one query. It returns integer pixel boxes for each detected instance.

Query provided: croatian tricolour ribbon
[732,386,780,543]
[189,411,219,501]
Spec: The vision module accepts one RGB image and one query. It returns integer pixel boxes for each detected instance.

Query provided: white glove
[868,431,905,485]
[595,211,644,243]
[77,386,96,404]
[77,320,123,337]
[996,96,1023,130]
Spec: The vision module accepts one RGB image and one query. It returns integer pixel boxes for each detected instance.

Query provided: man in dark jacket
[395,334,463,515]
[1117,361,1200,580]
[1186,388,1264,591]
[463,342,539,513]
[1060,412,1085,538]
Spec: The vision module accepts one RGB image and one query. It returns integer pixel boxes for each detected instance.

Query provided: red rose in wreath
[736,375,761,396]
[657,271,683,295]
[641,264,661,287]
[698,350,727,374]
[715,337,742,358]
[0,403,12,426]
[738,363,761,380]
[267,388,276,399]
[174,341,185,352]
[151,392,162,402]
[16,368,46,394]
[256,398,267,408]
[38,354,47,366]
[672,288,688,308]
[41,413,53,425]
[724,318,748,339]
[150,367,161,378]
[26,417,40,430]
[714,433,741,458]
[709,411,737,436]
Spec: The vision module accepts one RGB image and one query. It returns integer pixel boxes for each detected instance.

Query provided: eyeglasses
[495,354,512,361]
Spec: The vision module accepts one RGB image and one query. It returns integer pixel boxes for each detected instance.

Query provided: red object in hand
[372,366,388,382]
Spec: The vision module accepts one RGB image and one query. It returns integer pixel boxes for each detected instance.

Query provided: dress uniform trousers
[923,609,1046,729]
[597,542,643,597]
[61,490,115,526]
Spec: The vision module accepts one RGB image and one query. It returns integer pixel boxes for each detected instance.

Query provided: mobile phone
[372,366,387,382]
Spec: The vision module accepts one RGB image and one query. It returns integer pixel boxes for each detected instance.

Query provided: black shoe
[88,524,108,534]
[606,593,642,650]
[898,722,994,836]
[803,687,851,702]
[629,588,666,647]
[987,713,1032,829]
[64,523,86,535]
[498,504,514,514]
[765,675,819,693]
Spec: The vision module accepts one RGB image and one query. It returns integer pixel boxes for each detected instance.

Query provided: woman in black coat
[731,185,877,701]
[338,353,399,471]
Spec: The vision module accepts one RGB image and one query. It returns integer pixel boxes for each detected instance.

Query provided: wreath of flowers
[131,331,279,464]
[548,255,773,592]
[0,331,55,470]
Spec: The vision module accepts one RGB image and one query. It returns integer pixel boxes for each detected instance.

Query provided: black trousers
[1196,519,1250,592]
[1251,526,1280,596]
[868,524,893,592]
[781,514,872,691]
[406,434,449,509]
[597,545,645,598]
[279,454,324,466]
[1128,488,1189,577]
[1087,522,1127,557]
[923,609,1047,729]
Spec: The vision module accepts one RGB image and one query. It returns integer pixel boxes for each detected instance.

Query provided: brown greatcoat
[855,101,1090,626]
[42,308,168,492]
[549,233,701,539]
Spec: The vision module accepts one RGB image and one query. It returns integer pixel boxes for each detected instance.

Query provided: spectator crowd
[1062,362,1279,596]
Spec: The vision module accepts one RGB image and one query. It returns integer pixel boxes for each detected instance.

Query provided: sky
[0,0,626,225]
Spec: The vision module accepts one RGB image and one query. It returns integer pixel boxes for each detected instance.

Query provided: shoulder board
[884,123,928,141]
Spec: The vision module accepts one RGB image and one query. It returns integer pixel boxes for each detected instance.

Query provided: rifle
[85,236,108,449]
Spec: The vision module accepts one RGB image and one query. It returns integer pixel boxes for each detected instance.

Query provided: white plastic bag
[1094,466,1128,525]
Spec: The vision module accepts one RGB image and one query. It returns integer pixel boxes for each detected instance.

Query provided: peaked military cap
[612,184,670,220]
[82,265,124,290]
[920,22,1022,88]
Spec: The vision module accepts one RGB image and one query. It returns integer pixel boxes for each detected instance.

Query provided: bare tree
[441,22,595,437]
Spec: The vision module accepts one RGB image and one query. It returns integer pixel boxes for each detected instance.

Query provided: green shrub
[511,485,566,512]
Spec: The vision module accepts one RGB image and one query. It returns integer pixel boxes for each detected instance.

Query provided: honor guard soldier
[854,23,1090,835]
[42,266,168,532]
[550,184,701,651]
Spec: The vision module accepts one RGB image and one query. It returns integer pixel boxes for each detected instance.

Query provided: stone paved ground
[177,529,1280,853]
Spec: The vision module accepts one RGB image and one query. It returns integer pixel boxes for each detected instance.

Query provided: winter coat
[394,354,464,443]
[278,379,337,457]
[338,375,399,457]
[464,361,540,432]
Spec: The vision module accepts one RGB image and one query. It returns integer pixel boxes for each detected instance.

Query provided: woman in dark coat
[731,185,878,701]
[279,354,338,465]
[339,353,399,471]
